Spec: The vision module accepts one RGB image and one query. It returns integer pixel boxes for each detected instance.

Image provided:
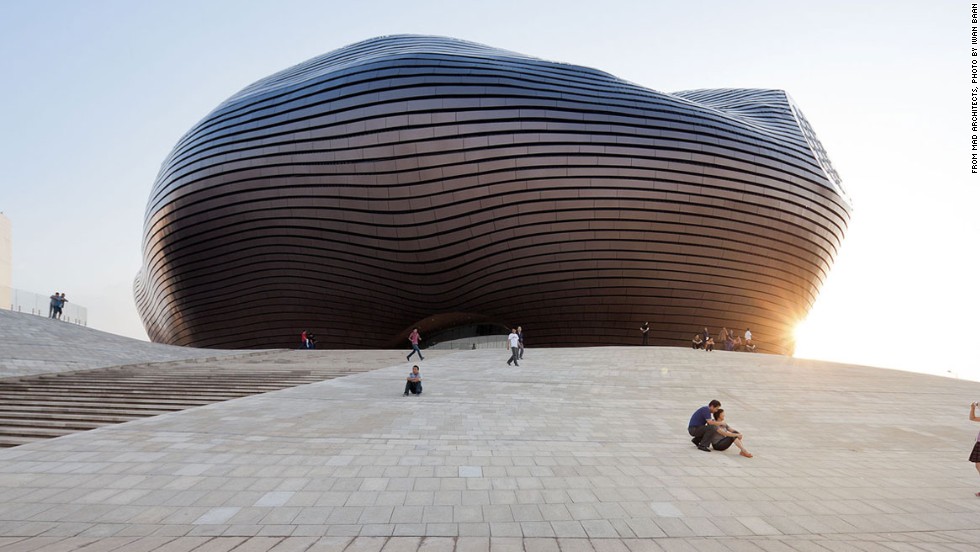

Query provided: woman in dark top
[711,409,753,458]
[970,402,980,496]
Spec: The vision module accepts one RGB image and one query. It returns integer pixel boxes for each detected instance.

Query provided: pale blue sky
[1,1,976,379]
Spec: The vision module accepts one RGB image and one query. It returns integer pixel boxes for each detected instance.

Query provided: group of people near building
[692,327,755,352]
[400,328,426,395]
[399,326,527,396]
[48,292,68,320]
[300,330,317,349]
[354,324,980,495]
[637,323,755,352]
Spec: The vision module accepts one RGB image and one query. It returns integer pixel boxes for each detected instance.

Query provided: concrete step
[0,410,139,424]
[0,435,46,448]
[0,417,106,430]
[0,425,75,439]
[0,394,214,407]
[1,385,291,396]
[0,405,174,417]
[0,389,254,401]
[17,378,324,389]
[0,399,186,412]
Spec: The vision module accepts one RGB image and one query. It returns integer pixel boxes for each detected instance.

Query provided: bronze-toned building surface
[135,35,850,353]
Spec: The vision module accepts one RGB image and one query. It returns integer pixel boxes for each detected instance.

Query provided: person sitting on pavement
[710,409,753,458]
[688,400,723,451]
[692,334,704,349]
[403,365,422,396]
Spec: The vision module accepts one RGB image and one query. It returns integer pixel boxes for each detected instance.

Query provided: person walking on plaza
[970,402,980,496]
[49,292,59,318]
[301,330,309,349]
[407,327,424,361]
[640,322,650,345]
[506,328,520,367]
[517,325,525,359]
[403,365,422,396]
[688,399,723,451]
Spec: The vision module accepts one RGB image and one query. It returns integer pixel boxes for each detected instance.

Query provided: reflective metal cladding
[135,35,850,353]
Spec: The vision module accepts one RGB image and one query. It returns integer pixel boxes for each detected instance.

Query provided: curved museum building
[135,35,851,354]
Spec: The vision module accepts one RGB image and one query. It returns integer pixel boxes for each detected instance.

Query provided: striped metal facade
[135,35,850,353]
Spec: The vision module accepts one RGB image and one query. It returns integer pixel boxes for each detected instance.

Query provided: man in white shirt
[506,328,520,367]
[744,328,755,352]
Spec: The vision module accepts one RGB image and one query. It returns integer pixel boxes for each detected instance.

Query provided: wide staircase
[0,350,402,447]
[0,310,434,447]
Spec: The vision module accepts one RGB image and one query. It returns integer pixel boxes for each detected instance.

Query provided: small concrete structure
[1,336,980,549]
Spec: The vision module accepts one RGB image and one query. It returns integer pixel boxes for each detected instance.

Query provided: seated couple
[688,400,753,457]
[691,335,714,351]
[403,365,422,396]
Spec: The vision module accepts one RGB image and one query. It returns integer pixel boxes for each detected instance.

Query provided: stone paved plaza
[0,311,251,379]
[2,343,980,550]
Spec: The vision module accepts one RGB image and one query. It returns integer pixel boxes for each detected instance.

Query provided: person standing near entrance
[640,322,650,345]
[407,327,424,361]
[506,328,520,367]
